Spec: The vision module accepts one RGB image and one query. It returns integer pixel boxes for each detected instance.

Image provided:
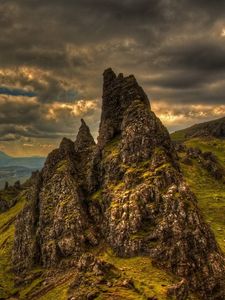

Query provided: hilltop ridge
[171,116,225,141]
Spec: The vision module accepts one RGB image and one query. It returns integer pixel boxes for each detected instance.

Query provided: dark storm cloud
[0,70,81,103]
[142,37,225,104]
[0,94,99,144]
[0,86,36,97]
[0,98,40,125]
[0,0,175,81]
[0,0,225,153]
[160,40,225,72]
[187,0,225,16]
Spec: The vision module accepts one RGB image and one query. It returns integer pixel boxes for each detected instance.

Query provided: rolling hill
[171,119,225,254]
[171,116,225,141]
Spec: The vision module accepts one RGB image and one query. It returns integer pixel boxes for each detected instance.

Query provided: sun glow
[221,28,225,36]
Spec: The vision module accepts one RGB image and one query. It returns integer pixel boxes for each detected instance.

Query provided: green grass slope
[39,250,198,300]
[0,194,25,298]
[171,116,225,141]
[173,137,225,253]
[185,138,225,167]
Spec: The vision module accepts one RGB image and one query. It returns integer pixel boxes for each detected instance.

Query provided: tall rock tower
[12,69,225,300]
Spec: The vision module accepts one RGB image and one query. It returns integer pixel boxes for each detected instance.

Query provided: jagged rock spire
[59,137,75,152]
[103,68,116,89]
[98,68,150,148]
[12,69,225,299]
[75,119,95,152]
[4,181,9,190]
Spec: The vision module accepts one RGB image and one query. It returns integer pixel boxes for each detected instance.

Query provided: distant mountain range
[171,116,225,141]
[0,151,45,168]
[0,151,45,189]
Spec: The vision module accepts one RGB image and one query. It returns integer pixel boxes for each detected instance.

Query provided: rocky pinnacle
[98,68,150,148]
[12,69,225,300]
[74,118,95,152]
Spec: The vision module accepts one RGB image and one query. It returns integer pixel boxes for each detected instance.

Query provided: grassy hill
[171,116,225,255]
[171,136,225,253]
[171,116,225,142]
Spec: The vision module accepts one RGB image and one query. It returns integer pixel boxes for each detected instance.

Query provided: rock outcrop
[13,69,225,299]
[74,118,95,152]
[98,68,150,148]
[0,181,22,212]
[179,146,225,181]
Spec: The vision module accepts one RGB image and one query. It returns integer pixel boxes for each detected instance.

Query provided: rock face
[98,68,150,148]
[74,118,95,152]
[0,181,21,212]
[13,69,225,299]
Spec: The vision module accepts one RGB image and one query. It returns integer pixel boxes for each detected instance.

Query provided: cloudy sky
[1,0,225,156]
